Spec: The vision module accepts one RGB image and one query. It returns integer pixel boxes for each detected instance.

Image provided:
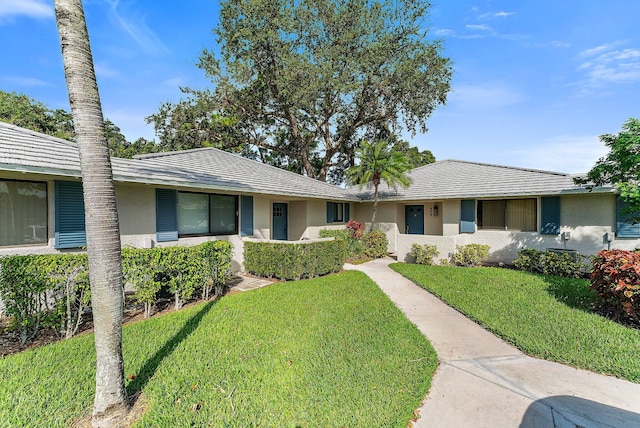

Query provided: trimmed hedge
[244,239,347,280]
[0,241,234,343]
[318,228,365,260]
[513,248,588,278]
[0,254,89,344]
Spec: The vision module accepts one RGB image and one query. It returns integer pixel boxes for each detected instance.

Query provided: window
[477,198,536,231]
[616,197,640,238]
[0,180,47,246]
[326,202,349,223]
[177,192,237,236]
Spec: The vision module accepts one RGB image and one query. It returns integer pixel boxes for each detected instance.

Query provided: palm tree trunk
[54,1,128,425]
[371,184,379,231]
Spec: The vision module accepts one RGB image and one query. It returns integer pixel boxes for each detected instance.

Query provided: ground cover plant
[0,271,437,427]
[391,264,640,383]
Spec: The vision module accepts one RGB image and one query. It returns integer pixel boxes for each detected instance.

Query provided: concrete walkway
[345,258,640,428]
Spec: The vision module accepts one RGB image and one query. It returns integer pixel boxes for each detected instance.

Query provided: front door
[272,203,288,240]
[405,205,424,234]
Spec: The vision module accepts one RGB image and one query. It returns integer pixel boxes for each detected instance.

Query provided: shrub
[363,230,388,258]
[319,228,365,260]
[122,247,163,318]
[590,250,640,321]
[46,254,90,339]
[199,241,233,299]
[514,248,588,278]
[0,254,89,343]
[452,244,490,267]
[410,244,440,265]
[345,220,365,239]
[244,239,347,280]
[0,255,49,344]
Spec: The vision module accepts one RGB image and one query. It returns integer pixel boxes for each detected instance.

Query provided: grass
[390,263,640,383]
[0,271,437,427]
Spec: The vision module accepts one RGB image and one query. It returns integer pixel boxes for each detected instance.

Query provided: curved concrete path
[344,258,640,428]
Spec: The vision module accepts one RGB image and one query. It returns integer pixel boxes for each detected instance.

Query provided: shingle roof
[349,159,611,200]
[0,121,351,200]
[0,121,610,201]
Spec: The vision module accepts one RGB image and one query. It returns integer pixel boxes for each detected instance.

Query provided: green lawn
[391,263,640,383]
[0,271,437,427]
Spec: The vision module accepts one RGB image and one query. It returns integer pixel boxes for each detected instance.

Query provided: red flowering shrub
[590,250,640,321]
[345,220,364,239]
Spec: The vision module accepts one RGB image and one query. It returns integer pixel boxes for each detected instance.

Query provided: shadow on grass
[126,300,215,397]
[542,275,596,313]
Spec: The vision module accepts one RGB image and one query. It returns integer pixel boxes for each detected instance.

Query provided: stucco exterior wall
[115,183,155,248]
[442,199,461,236]
[253,196,271,240]
[396,193,640,264]
[288,200,308,240]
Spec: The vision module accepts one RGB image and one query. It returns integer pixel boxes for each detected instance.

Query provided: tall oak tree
[148,0,451,182]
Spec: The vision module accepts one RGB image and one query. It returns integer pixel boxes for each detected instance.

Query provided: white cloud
[94,62,121,79]
[576,43,640,88]
[449,82,526,110]
[434,28,455,37]
[0,0,52,24]
[163,77,184,87]
[466,24,492,32]
[105,0,168,56]
[478,11,515,19]
[507,135,608,173]
[3,76,52,87]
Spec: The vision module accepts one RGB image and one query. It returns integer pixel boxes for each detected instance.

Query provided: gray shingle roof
[0,121,610,201]
[0,121,350,200]
[349,159,611,200]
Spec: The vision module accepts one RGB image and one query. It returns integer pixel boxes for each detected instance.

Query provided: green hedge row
[244,239,347,280]
[0,241,233,344]
[513,248,589,278]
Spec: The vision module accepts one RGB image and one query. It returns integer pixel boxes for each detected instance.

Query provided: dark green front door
[272,203,288,240]
[405,205,424,234]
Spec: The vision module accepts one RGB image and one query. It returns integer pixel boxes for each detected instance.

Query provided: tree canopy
[575,118,640,218]
[148,0,451,182]
[0,90,156,158]
[0,90,74,140]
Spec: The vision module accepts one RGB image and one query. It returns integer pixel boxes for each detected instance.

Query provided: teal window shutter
[240,195,254,237]
[326,202,335,223]
[616,197,640,238]
[540,196,561,235]
[55,181,86,248]
[345,203,350,221]
[156,189,178,242]
[460,199,476,233]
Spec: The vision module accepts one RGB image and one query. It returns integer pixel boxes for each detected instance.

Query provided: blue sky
[1,0,639,174]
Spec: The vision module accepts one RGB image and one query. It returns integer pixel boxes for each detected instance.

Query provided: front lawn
[0,271,437,427]
[391,264,640,383]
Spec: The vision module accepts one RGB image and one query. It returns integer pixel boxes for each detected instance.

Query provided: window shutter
[616,197,640,238]
[540,196,561,235]
[460,199,476,233]
[240,195,254,237]
[156,189,178,242]
[345,203,350,221]
[326,202,335,223]
[55,181,86,248]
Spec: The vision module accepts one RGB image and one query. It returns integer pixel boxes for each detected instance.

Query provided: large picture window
[0,180,47,246]
[477,198,536,231]
[177,192,237,236]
